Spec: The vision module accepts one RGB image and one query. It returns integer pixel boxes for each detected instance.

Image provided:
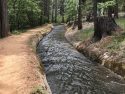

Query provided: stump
[93,16,122,42]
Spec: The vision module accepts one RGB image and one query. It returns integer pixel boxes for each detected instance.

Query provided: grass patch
[72,27,94,42]
[106,18,125,52]
[80,28,94,40]
[11,30,26,35]
[31,85,48,94]
[116,18,125,31]
[73,28,94,42]
[107,33,125,51]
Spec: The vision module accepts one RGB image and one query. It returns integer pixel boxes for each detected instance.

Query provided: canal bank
[37,25,125,94]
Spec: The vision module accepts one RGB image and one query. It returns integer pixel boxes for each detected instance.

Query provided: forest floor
[0,24,51,94]
[66,18,125,78]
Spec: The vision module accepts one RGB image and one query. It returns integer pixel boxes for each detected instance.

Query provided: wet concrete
[37,25,125,94]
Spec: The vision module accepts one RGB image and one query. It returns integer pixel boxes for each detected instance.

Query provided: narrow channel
[37,25,125,94]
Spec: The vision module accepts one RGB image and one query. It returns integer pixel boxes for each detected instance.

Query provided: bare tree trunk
[93,0,121,42]
[0,0,9,38]
[114,0,118,18]
[12,0,17,29]
[51,0,54,22]
[93,0,98,41]
[43,0,50,23]
[93,16,121,42]
[47,0,50,22]
[55,0,58,23]
[60,0,65,23]
[40,0,43,24]
[62,15,64,23]
[78,0,83,30]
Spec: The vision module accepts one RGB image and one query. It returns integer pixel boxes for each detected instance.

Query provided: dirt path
[0,25,51,94]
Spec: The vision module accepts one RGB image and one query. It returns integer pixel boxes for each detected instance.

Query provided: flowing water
[37,25,125,94]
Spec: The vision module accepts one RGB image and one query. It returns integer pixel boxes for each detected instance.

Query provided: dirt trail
[0,25,51,94]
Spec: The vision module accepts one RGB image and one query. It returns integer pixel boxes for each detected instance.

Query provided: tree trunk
[12,0,17,29]
[43,0,50,23]
[114,0,118,18]
[60,0,65,23]
[47,0,50,22]
[51,0,54,22]
[0,0,9,38]
[93,0,98,41]
[78,0,83,30]
[62,15,64,23]
[93,16,121,42]
[55,0,58,23]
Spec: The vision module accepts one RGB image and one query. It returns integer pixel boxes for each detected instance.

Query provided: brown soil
[0,25,51,94]
[77,36,125,78]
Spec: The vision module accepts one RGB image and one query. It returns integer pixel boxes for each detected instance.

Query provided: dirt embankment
[66,24,125,78]
[0,24,51,94]
[77,35,125,78]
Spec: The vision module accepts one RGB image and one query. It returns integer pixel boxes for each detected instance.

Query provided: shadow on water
[37,25,125,94]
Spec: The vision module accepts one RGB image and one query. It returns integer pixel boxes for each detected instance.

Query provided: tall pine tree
[0,0,9,38]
